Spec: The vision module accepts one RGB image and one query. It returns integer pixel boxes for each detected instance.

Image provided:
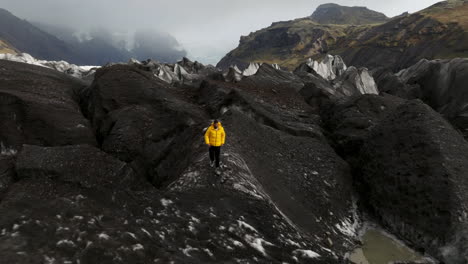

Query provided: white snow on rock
[306,54,347,81]
[0,53,98,79]
[335,199,361,238]
[242,62,261,76]
[56,239,76,248]
[43,255,56,264]
[0,142,16,156]
[345,67,378,95]
[244,234,274,257]
[160,198,174,207]
[237,62,282,77]
[98,233,110,240]
[132,244,144,251]
[271,63,281,70]
[128,57,218,84]
[181,245,199,257]
[293,249,321,259]
[334,66,379,95]
[237,220,258,233]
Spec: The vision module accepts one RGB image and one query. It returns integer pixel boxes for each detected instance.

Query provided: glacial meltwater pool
[348,227,431,264]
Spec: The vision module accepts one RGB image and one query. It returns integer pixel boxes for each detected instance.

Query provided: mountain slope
[0,39,17,54]
[218,0,468,71]
[311,3,389,25]
[0,8,78,62]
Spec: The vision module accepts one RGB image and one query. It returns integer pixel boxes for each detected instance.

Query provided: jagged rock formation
[375,57,468,138]
[217,0,468,71]
[0,57,367,263]
[310,3,389,25]
[0,60,96,152]
[0,53,98,80]
[295,55,379,105]
[129,57,220,85]
[301,55,348,81]
[333,67,378,95]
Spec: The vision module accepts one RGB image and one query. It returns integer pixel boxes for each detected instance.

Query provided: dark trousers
[209,146,221,167]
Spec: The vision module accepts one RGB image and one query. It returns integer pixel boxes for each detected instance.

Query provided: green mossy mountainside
[217,0,468,71]
[310,3,390,25]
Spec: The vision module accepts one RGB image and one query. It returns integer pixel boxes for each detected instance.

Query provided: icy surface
[0,53,98,79]
[306,55,347,81]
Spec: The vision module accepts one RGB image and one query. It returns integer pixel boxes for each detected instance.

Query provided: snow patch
[244,234,274,257]
[237,220,258,233]
[56,239,76,248]
[181,245,199,257]
[335,198,360,237]
[293,249,320,259]
[306,55,347,81]
[0,53,98,79]
[1,142,17,156]
[98,233,110,240]
[141,228,152,238]
[160,198,174,207]
[132,244,144,251]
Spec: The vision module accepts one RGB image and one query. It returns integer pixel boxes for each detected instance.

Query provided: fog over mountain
[0,0,442,64]
[33,22,187,64]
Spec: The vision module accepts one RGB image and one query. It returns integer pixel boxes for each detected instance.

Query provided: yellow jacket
[204,122,226,147]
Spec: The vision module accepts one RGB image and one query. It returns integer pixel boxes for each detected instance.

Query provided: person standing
[204,120,226,168]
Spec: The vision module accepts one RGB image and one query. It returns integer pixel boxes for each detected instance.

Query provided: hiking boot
[210,161,215,167]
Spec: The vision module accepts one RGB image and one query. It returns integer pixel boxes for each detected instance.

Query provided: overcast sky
[0,0,442,64]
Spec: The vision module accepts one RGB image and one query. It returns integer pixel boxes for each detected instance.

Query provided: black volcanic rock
[0,62,358,263]
[16,144,141,189]
[321,94,405,162]
[0,171,340,263]
[0,60,96,151]
[200,64,324,139]
[0,156,15,196]
[395,58,468,138]
[298,72,339,113]
[358,100,468,263]
[372,67,421,99]
[221,109,356,251]
[83,64,206,186]
[311,3,389,25]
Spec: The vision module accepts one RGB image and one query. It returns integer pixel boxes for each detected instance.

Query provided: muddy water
[348,227,430,264]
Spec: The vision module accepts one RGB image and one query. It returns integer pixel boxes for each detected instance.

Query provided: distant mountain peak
[311,3,389,25]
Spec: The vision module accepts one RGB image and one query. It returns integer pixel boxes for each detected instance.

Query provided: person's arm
[221,129,226,145]
[204,127,211,145]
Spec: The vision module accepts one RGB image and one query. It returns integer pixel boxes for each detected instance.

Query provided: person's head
[213,120,219,128]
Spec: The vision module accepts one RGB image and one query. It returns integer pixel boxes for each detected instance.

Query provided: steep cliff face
[218,0,468,71]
